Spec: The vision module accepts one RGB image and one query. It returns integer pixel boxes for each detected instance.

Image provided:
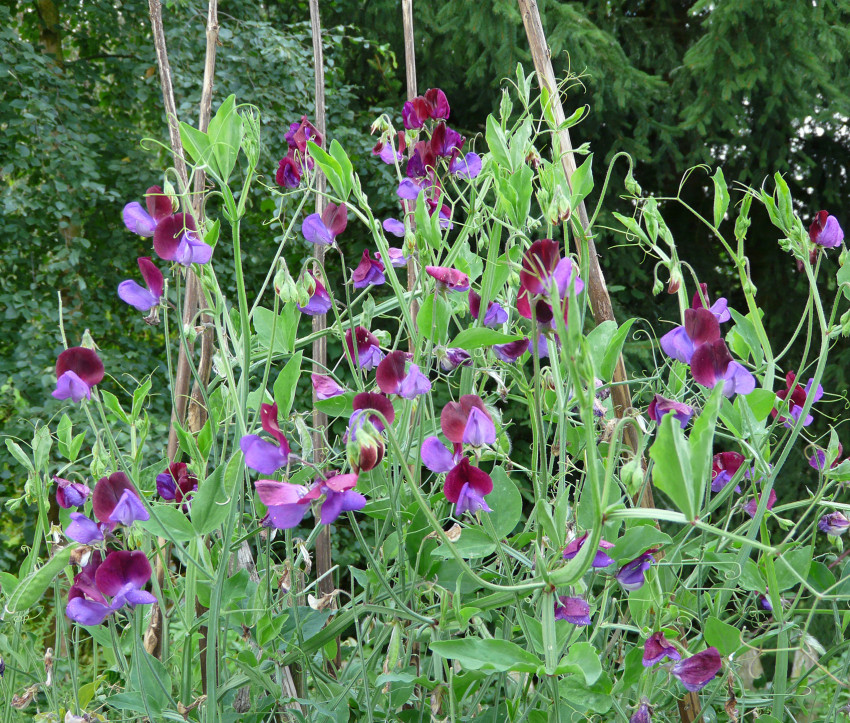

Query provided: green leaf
[307,141,346,199]
[416,294,450,344]
[508,164,534,228]
[179,121,213,168]
[315,392,354,417]
[688,384,724,509]
[136,505,196,543]
[554,642,603,685]
[206,94,243,181]
[704,616,741,656]
[273,351,302,419]
[774,546,812,591]
[488,467,522,538]
[101,390,130,424]
[743,388,776,422]
[56,413,72,458]
[449,328,522,350]
[413,192,441,249]
[5,545,75,614]
[129,646,172,714]
[253,306,298,353]
[32,425,52,473]
[599,318,635,382]
[329,139,354,198]
[737,559,764,592]
[650,414,696,520]
[4,439,33,472]
[431,528,495,560]
[131,378,152,421]
[558,671,613,714]
[191,457,237,535]
[712,167,730,227]
[608,525,672,563]
[431,638,540,673]
[569,153,594,206]
[485,115,511,169]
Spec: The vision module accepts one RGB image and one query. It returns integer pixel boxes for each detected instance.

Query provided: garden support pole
[402,0,419,332]
[517,0,645,476]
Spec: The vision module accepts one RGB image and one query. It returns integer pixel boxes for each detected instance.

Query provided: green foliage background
[2,0,850,570]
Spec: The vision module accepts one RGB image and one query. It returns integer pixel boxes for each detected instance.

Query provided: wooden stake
[401,0,419,338]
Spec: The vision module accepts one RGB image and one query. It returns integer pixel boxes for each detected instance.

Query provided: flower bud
[652,277,664,296]
[347,414,385,472]
[274,261,299,303]
[370,114,392,136]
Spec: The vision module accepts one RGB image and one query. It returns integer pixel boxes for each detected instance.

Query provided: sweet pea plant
[4,68,850,722]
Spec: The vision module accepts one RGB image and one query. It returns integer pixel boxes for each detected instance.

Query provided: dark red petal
[137,257,163,298]
[92,472,138,524]
[444,458,492,503]
[323,202,348,238]
[459,394,491,422]
[516,289,533,319]
[430,122,446,157]
[56,347,105,387]
[144,185,173,222]
[690,339,732,387]
[441,402,469,443]
[809,210,829,243]
[153,213,195,261]
[520,239,560,295]
[469,290,482,319]
[424,88,450,119]
[691,282,711,310]
[376,350,409,394]
[353,392,396,426]
[684,308,721,346]
[95,549,152,596]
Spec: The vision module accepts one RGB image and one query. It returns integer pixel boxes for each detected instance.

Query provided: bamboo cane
[401,0,419,336]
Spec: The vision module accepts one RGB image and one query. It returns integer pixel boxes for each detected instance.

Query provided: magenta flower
[517,239,584,322]
[156,462,198,511]
[297,273,333,315]
[743,488,777,518]
[53,347,105,403]
[376,351,432,398]
[642,632,681,666]
[421,436,463,473]
[375,247,409,268]
[440,395,496,447]
[809,210,844,248]
[690,283,731,322]
[304,473,367,525]
[372,130,406,164]
[553,596,591,625]
[352,249,386,288]
[773,371,823,427]
[671,647,722,692]
[311,374,346,400]
[647,394,694,428]
[66,550,156,626]
[469,291,508,327]
[629,700,652,723]
[690,338,755,397]
[402,88,450,130]
[444,458,493,515]
[276,116,322,188]
[818,511,850,536]
[152,213,211,266]
[616,548,658,591]
[345,326,384,370]
[122,186,173,237]
[352,392,396,431]
[240,403,291,475]
[562,532,615,568]
[711,451,745,493]
[65,513,104,544]
[256,473,365,528]
[437,347,472,371]
[429,122,464,158]
[426,266,470,293]
[92,471,149,529]
[276,155,302,188]
[397,178,424,200]
[55,476,91,509]
[118,257,164,312]
[493,338,530,363]
[302,202,348,246]
[660,307,720,364]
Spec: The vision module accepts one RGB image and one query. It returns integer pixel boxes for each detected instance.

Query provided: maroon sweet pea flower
[92,471,149,530]
[773,371,823,427]
[553,596,591,625]
[647,394,694,428]
[437,347,472,371]
[352,250,386,288]
[440,395,496,447]
[346,411,385,472]
[302,202,348,246]
[711,451,745,493]
[122,186,173,237]
[402,88,450,129]
[352,392,396,431]
[345,326,385,370]
[376,351,432,399]
[517,239,584,322]
[426,266,470,293]
[670,647,722,692]
[660,307,722,363]
[53,347,105,403]
[276,154,302,188]
[469,291,508,327]
[240,403,291,475]
[743,489,777,518]
[444,458,493,515]
[691,283,731,322]
[493,338,530,363]
[153,212,212,266]
[562,532,615,568]
[642,632,681,666]
[156,462,198,511]
[616,548,659,591]
[809,210,844,248]
[55,476,91,509]
[690,338,755,397]
[118,257,164,313]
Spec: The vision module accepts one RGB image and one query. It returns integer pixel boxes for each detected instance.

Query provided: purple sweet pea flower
[809,210,844,248]
[660,307,720,364]
[691,283,731,323]
[302,202,348,246]
[375,247,409,268]
[690,338,756,397]
[430,122,464,158]
[450,151,482,180]
[118,257,164,312]
[397,178,424,200]
[52,347,105,404]
[517,240,584,327]
[440,395,496,447]
[276,153,302,188]
[402,88,450,129]
[553,596,591,625]
[711,452,745,493]
[743,489,777,518]
[305,473,367,525]
[629,700,652,723]
[426,266,470,293]
[773,371,823,427]
[670,647,722,692]
[311,374,346,400]
[642,632,681,666]
[493,338,530,363]
[153,213,212,266]
[616,548,659,591]
[156,462,198,511]
[421,436,462,474]
[256,479,311,529]
[437,347,472,371]
[122,186,173,237]
[562,532,615,568]
[444,458,493,515]
[376,351,432,398]
[297,273,333,315]
[647,394,694,428]
[352,249,386,288]
[351,392,396,432]
[92,472,147,530]
[55,476,91,509]
[345,326,385,371]
[240,403,291,475]
[818,511,850,536]
[383,218,406,238]
[809,443,843,471]
[65,513,104,544]
[372,130,406,164]
[469,291,508,327]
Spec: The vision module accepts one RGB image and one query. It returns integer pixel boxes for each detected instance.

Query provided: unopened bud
[652,277,664,296]
[370,114,392,136]
[667,268,682,295]
[525,146,542,170]
[274,266,299,303]
[163,179,180,212]
[404,232,417,258]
